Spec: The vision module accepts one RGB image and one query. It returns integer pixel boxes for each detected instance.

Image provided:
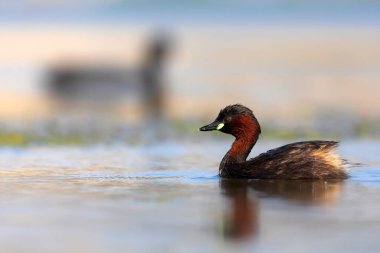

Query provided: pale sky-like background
[0,0,379,132]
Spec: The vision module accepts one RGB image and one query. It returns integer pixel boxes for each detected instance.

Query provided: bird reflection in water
[248,179,344,205]
[219,178,344,241]
[219,178,259,241]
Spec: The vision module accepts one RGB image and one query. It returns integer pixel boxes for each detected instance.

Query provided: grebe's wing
[244,141,348,179]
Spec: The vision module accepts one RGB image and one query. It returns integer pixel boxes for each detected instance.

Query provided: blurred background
[1,2,380,253]
[1,0,379,145]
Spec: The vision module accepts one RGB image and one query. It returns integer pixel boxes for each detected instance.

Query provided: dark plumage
[200,104,349,179]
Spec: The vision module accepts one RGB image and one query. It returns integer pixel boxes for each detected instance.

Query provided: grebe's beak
[199,121,224,131]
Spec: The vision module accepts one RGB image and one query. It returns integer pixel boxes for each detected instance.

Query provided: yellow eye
[216,123,224,130]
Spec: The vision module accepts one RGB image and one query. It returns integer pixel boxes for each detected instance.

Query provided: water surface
[0,140,379,253]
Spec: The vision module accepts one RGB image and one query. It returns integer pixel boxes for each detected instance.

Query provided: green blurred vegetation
[0,131,88,146]
[0,118,378,146]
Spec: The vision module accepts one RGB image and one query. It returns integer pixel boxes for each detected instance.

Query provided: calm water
[0,140,379,253]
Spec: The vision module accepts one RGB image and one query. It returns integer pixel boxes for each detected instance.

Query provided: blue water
[1,2,380,25]
[0,140,379,253]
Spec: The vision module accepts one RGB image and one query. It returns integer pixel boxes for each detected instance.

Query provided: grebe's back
[221,141,348,179]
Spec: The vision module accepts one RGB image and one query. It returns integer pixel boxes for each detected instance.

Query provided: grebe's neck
[220,115,261,171]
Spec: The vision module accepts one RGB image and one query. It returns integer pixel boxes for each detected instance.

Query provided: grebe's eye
[225,116,232,123]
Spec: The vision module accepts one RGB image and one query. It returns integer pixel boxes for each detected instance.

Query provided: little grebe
[200,104,348,179]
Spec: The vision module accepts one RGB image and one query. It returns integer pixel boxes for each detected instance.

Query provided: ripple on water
[0,141,379,253]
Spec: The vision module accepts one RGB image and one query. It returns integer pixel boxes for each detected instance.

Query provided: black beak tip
[199,121,219,132]
[199,126,208,131]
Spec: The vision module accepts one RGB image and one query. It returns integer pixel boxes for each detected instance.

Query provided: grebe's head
[199,104,261,138]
